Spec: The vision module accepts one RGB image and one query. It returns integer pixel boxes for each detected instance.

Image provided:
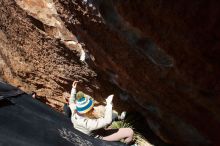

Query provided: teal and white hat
[76,97,94,114]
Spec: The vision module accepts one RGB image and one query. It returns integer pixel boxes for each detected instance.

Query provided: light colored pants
[103,128,134,144]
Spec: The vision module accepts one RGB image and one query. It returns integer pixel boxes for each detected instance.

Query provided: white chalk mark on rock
[80,49,86,62]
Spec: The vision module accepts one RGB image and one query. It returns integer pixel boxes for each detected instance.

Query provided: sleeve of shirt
[83,104,113,131]
[69,88,76,112]
[69,88,76,104]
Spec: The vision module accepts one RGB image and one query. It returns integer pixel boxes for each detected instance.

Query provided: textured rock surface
[0,0,219,145]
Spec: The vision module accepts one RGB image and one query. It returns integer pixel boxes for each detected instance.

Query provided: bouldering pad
[0,82,126,146]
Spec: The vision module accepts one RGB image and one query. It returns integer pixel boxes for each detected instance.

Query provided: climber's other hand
[106,94,114,105]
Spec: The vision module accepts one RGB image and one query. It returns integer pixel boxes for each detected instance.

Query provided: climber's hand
[72,81,78,88]
[106,94,114,105]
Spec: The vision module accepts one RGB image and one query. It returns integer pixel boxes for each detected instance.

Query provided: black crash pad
[0,82,126,146]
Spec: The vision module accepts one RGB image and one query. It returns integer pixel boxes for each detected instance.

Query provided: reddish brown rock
[0,0,220,145]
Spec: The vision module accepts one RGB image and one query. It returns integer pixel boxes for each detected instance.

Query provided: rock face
[0,0,219,145]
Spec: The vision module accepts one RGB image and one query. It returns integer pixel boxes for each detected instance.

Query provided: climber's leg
[102,128,134,144]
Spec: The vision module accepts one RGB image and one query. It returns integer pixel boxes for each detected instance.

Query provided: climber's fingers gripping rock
[72,81,79,88]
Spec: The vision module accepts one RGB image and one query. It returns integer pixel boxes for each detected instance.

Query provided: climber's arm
[69,81,78,111]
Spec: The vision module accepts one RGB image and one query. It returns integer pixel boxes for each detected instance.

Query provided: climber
[67,80,134,144]
[63,84,126,120]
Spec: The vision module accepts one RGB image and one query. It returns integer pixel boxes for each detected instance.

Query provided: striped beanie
[76,97,94,114]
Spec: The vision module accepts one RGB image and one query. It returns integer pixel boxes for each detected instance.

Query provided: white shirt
[69,88,113,135]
